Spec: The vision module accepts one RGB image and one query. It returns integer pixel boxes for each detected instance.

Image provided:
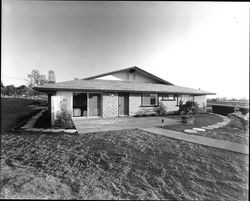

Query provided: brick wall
[102,92,118,118]
[129,93,141,116]
[129,93,181,116]
[160,99,179,112]
[194,95,206,108]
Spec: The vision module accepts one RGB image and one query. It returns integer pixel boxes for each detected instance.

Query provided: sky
[2,1,249,99]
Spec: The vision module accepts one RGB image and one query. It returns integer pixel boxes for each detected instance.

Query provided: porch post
[87,93,89,117]
[48,93,52,126]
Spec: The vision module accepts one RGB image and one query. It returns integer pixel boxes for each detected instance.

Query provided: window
[142,93,158,106]
[162,94,175,101]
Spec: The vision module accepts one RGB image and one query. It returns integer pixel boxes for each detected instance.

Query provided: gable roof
[83,66,174,85]
[34,79,215,95]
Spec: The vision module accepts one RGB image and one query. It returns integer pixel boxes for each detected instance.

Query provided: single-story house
[34,66,215,125]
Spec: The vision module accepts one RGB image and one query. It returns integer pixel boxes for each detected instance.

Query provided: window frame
[141,93,159,107]
[176,94,182,106]
[161,93,176,101]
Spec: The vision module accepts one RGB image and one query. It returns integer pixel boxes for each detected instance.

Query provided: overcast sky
[2,1,249,99]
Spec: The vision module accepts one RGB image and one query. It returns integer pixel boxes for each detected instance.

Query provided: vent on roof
[130,69,136,73]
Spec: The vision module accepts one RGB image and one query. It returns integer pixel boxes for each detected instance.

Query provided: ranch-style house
[34,66,215,125]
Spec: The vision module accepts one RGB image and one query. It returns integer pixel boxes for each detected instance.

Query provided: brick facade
[160,99,179,113]
[129,93,142,116]
[102,92,118,118]
[128,93,180,116]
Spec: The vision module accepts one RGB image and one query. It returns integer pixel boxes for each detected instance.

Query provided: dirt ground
[1,129,248,200]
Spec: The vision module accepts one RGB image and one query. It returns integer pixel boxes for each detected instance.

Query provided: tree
[27,69,47,87]
[39,74,47,86]
[16,85,28,96]
[1,81,5,95]
[2,85,16,96]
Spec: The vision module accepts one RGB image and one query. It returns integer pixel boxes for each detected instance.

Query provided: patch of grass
[189,117,249,144]
[34,110,51,128]
[194,113,223,125]
[164,113,248,144]
[1,98,42,132]
[0,129,248,200]
[34,110,75,129]
[162,113,223,132]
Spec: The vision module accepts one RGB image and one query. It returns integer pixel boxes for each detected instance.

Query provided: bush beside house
[54,98,74,129]
[179,100,199,123]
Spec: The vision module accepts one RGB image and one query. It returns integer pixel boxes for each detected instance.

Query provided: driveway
[73,116,180,134]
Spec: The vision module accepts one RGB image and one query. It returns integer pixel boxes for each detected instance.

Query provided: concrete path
[73,116,180,134]
[140,127,249,155]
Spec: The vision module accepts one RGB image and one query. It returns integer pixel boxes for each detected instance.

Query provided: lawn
[1,129,248,200]
[34,110,51,128]
[186,117,249,145]
[1,98,42,132]
[166,113,224,128]
[164,113,249,144]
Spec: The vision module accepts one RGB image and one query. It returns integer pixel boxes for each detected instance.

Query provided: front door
[118,93,129,116]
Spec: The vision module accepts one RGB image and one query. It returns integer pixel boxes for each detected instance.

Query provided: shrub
[55,109,74,129]
[54,98,74,129]
[154,102,168,116]
[179,100,199,123]
[179,100,199,117]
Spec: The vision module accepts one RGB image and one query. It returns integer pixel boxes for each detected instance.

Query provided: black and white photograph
[1,1,249,200]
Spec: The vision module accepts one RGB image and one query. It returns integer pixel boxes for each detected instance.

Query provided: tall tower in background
[48,70,56,83]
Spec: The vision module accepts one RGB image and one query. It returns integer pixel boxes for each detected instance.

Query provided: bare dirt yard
[1,129,248,200]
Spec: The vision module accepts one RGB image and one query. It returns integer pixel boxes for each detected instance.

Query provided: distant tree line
[1,83,44,98]
[1,69,56,99]
[207,97,249,102]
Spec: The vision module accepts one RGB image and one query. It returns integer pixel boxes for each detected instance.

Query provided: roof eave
[33,86,215,95]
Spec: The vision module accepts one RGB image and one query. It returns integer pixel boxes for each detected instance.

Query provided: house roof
[83,66,174,85]
[33,79,215,95]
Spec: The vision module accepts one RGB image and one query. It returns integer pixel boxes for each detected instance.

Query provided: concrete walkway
[140,127,249,155]
[73,116,180,134]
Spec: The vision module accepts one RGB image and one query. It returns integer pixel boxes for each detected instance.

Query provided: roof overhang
[33,86,216,96]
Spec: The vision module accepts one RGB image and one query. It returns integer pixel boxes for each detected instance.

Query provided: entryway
[118,93,129,116]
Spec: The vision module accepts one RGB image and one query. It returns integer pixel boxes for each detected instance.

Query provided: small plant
[55,109,74,129]
[155,102,168,116]
[179,100,199,123]
[234,106,241,113]
[54,98,74,129]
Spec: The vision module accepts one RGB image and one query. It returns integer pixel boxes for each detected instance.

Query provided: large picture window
[142,93,158,106]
